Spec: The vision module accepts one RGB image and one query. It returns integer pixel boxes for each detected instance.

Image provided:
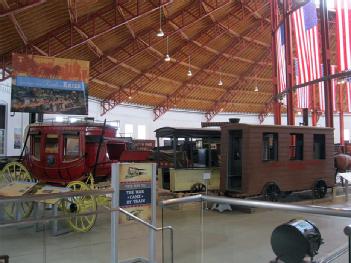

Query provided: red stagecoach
[0,121,151,231]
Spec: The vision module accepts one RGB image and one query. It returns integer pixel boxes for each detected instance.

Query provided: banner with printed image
[11,53,89,114]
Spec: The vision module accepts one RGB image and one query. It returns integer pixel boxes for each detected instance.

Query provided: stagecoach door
[228,130,242,191]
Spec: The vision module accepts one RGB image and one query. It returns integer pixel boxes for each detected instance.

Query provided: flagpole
[339,82,344,149]
[283,0,295,126]
[320,0,334,128]
[270,0,281,125]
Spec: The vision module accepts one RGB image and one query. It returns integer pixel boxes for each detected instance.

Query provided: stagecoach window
[45,134,58,154]
[262,133,278,161]
[289,134,304,160]
[32,135,41,159]
[64,134,80,161]
[314,134,326,159]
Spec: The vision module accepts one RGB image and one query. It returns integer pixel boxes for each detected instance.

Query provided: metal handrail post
[344,225,351,263]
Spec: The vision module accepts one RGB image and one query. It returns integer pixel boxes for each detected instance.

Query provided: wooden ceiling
[0,0,273,120]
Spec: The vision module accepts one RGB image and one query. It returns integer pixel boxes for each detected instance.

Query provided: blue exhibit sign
[119,187,151,207]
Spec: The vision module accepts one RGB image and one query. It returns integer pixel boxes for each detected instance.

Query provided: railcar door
[227,130,242,191]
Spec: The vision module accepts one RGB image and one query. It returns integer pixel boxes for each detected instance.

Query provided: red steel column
[283,0,294,125]
[311,85,317,126]
[271,0,281,125]
[320,0,334,128]
[339,83,344,145]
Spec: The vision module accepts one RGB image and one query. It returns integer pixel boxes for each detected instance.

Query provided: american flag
[292,1,321,88]
[294,58,310,108]
[276,24,286,93]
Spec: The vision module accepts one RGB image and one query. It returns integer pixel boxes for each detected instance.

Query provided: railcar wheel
[312,180,327,199]
[1,162,35,219]
[61,181,97,232]
[263,183,280,202]
[190,183,206,193]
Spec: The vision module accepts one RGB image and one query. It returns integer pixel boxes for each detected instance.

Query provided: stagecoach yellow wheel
[61,181,97,232]
[1,161,35,220]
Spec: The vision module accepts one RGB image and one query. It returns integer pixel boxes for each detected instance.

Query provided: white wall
[0,80,29,156]
[1,76,351,157]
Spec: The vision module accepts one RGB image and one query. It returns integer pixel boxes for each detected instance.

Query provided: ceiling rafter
[89,0,204,81]
[204,48,272,121]
[0,0,46,55]
[202,0,270,47]
[0,0,46,18]
[152,18,267,121]
[0,0,173,81]
[166,2,271,67]
[99,0,236,115]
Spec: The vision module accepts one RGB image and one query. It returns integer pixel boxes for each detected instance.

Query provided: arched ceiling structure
[0,0,273,120]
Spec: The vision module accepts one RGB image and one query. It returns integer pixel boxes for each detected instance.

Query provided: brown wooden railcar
[220,123,335,200]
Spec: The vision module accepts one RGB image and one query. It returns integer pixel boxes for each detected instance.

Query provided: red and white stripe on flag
[336,0,351,72]
[294,58,309,109]
[292,1,321,110]
[336,0,351,112]
[276,24,286,93]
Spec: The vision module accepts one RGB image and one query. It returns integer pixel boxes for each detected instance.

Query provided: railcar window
[64,134,80,161]
[314,134,325,159]
[262,133,278,161]
[45,134,58,154]
[289,134,304,160]
[32,135,41,159]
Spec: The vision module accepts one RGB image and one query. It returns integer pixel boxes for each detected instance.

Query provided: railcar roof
[221,123,334,131]
[155,127,220,138]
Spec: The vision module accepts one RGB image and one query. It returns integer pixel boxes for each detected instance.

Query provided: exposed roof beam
[0,0,47,55]
[0,0,46,17]
[204,48,271,121]
[152,19,267,121]
[166,3,271,66]
[99,0,236,115]
[0,0,173,81]
[202,0,270,47]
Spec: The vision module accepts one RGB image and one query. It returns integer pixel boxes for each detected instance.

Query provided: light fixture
[156,8,164,37]
[164,36,171,62]
[337,79,345,85]
[254,76,259,91]
[128,95,132,100]
[297,111,302,115]
[218,71,223,86]
[187,56,192,77]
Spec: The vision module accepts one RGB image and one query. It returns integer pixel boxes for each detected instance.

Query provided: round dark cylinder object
[271,219,322,263]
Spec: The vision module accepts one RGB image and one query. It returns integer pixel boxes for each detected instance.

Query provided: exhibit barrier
[161,195,351,263]
[0,187,174,263]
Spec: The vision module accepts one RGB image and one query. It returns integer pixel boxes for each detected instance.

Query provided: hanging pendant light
[218,71,223,86]
[187,56,192,77]
[254,76,258,92]
[164,36,171,62]
[156,8,164,37]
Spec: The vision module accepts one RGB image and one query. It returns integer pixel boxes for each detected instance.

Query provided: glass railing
[161,195,351,263]
[0,189,173,263]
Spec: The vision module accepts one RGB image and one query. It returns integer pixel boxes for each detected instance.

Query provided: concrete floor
[1,194,351,263]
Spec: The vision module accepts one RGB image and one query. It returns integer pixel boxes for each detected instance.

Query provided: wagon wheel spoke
[1,162,34,220]
[63,181,97,232]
